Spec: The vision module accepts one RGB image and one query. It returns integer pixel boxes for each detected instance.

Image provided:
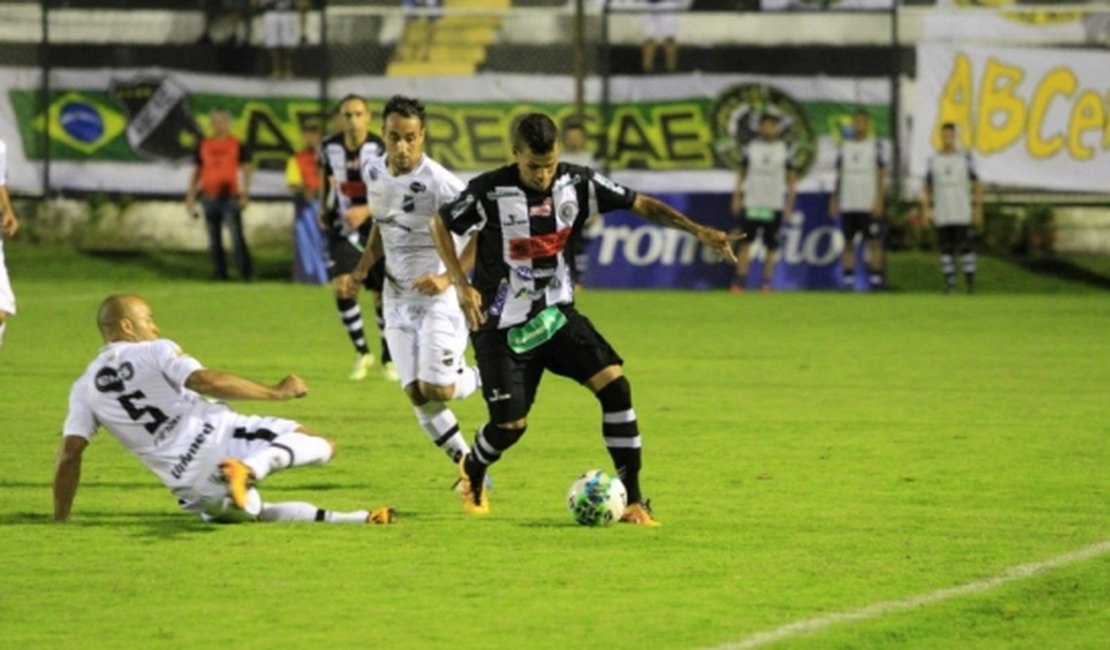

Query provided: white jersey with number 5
[361,154,467,306]
[63,339,234,492]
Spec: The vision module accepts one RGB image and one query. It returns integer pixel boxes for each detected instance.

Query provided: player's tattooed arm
[53,436,88,521]
[631,194,741,264]
[185,369,308,401]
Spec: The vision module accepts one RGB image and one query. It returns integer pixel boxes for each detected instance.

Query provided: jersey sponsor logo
[170,422,214,480]
[339,180,366,198]
[409,181,427,193]
[487,388,512,402]
[552,173,582,193]
[449,193,476,220]
[488,280,510,316]
[513,266,556,280]
[486,189,522,200]
[95,366,125,393]
[508,228,572,260]
[591,173,627,197]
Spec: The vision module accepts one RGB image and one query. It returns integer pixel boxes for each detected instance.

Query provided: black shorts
[739,211,783,251]
[935,225,974,252]
[471,306,624,424]
[325,234,385,291]
[841,212,883,242]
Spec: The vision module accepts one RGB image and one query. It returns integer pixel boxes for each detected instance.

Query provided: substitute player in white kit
[0,137,20,348]
[346,95,482,477]
[54,293,395,525]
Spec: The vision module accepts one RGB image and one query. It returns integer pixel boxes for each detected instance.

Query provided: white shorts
[176,413,302,522]
[0,239,15,315]
[263,10,299,49]
[642,12,679,40]
[383,300,469,389]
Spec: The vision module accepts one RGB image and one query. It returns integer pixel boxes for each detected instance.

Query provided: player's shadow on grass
[0,510,214,537]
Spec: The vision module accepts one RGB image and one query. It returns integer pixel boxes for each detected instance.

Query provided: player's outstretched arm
[53,436,88,521]
[631,194,742,264]
[185,369,308,401]
[431,213,484,329]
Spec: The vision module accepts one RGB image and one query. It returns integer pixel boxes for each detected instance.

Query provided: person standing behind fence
[921,122,983,295]
[286,122,327,284]
[254,0,306,78]
[560,119,603,289]
[830,109,886,292]
[729,112,796,294]
[641,0,681,73]
[0,137,20,349]
[186,107,254,282]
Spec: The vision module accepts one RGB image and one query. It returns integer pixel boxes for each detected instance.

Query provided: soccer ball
[567,469,627,526]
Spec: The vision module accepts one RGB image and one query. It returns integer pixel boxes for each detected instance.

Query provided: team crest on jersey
[409,181,426,193]
[559,203,578,223]
[710,83,816,178]
[402,195,416,212]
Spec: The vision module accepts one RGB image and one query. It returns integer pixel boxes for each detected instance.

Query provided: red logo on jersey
[339,180,366,198]
[509,228,572,260]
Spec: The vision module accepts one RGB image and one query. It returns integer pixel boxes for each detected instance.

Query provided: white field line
[709,540,1110,650]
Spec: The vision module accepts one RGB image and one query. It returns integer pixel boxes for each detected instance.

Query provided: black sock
[337,298,370,355]
[375,305,391,363]
[597,377,643,504]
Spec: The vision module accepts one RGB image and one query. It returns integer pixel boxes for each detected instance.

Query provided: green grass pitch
[0,248,1107,649]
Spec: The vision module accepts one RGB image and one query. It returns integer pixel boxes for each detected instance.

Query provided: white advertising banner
[911,44,1110,192]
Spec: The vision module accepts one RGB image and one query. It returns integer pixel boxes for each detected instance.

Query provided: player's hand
[828,198,838,218]
[696,227,744,264]
[412,274,450,296]
[184,195,196,215]
[457,283,485,331]
[344,205,371,229]
[237,195,250,211]
[276,375,308,400]
[1,213,18,238]
[730,193,744,217]
[336,273,359,299]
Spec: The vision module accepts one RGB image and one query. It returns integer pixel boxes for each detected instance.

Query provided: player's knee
[403,382,424,404]
[596,376,632,412]
[0,311,7,324]
[419,381,454,402]
[486,421,527,447]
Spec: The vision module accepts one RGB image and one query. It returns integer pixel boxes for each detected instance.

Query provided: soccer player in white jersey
[730,112,797,293]
[922,122,983,294]
[54,294,396,525]
[0,137,19,349]
[344,95,482,477]
[830,109,886,291]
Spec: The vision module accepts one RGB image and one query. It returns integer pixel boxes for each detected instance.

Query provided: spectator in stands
[255,0,308,78]
[186,108,254,282]
[286,123,327,284]
[402,0,444,62]
[642,0,682,73]
[198,0,250,46]
[0,136,19,349]
[561,119,604,288]
[921,122,982,294]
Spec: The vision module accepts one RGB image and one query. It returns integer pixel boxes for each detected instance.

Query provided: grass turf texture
[0,247,1107,649]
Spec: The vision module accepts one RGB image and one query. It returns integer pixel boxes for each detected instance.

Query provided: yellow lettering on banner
[975,58,1025,155]
[1026,67,1075,159]
[1104,92,1110,150]
[1067,90,1105,161]
[934,53,975,150]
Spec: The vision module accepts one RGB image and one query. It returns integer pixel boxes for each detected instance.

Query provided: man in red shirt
[186,107,254,281]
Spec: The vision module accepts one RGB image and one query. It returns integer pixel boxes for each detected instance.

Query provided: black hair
[337,94,368,112]
[302,122,321,133]
[513,113,558,155]
[382,95,426,124]
[563,117,586,133]
[759,111,780,123]
[941,122,957,131]
[854,107,871,118]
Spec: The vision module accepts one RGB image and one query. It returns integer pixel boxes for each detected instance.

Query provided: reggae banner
[910,44,1110,192]
[0,67,890,196]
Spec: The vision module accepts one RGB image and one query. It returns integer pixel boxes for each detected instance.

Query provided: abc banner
[583,193,866,292]
[911,44,1110,193]
[0,66,889,196]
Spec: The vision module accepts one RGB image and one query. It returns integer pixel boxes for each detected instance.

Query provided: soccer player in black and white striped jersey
[432,113,740,525]
[317,95,394,380]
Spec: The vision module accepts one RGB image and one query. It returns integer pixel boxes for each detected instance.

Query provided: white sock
[414,402,469,463]
[242,432,333,480]
[452,365,481,400]
[259,502,369,524]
